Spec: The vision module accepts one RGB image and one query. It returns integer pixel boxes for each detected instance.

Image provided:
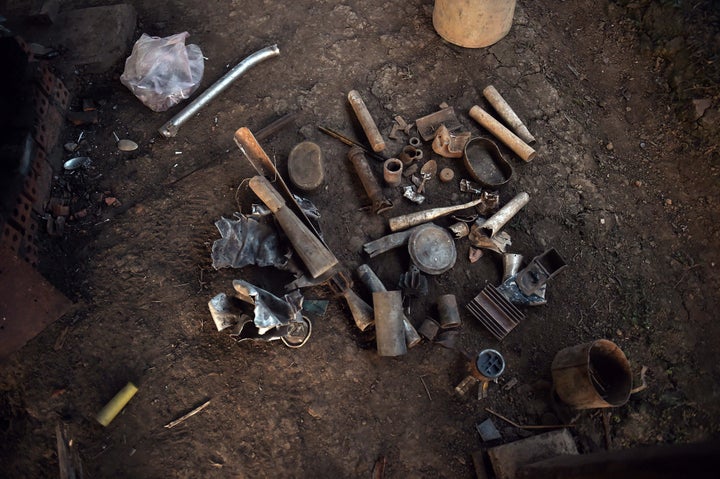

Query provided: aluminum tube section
[159,44,280,138]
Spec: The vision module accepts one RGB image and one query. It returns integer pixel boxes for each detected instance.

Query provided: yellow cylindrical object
[433,0,516,48]
[96,382,138,427]
[469,105,536,162]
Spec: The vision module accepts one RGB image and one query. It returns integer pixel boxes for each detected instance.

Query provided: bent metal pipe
[159,44,280,138]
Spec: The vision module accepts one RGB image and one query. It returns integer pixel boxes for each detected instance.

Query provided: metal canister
[437,294,462,328]
[418,317,441,341]
[473,349,505,381]
[383,158,403,186]
[373,291,407,356]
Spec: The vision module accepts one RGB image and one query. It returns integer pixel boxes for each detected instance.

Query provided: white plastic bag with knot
[120,32,204,112]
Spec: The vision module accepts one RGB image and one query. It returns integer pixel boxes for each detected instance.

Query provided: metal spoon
[63,156,91,171]
[113,132,138,152]
[416,159,437,194]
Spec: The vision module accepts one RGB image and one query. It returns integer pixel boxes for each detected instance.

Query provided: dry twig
[419,376,432,401]
[164,399,211,429]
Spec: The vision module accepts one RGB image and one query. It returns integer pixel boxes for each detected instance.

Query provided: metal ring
[409,137,421,147]
[281,316,312,348]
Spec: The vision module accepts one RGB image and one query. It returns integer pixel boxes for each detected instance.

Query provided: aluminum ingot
[288,141,324,192]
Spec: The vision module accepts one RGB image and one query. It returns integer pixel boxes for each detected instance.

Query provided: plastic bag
[120,32,204,112]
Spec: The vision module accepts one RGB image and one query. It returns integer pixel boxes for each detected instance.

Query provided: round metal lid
[408,224,457,275]
[476,349,505,379]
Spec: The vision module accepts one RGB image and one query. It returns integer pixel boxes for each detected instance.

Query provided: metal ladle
[416,159,437,194]
[113,132,138,152]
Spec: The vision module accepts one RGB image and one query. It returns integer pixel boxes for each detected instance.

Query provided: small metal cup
[437,294,462,328]
[383,158,403,186]
[418,317,441,340]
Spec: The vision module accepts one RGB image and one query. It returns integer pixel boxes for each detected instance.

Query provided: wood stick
[164,399,212,429]
[249,176,338,278]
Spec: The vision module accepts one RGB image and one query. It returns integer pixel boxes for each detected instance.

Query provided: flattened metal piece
[476,418,502,442]
[415,107,463,141]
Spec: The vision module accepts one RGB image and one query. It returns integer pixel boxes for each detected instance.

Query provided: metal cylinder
[469,105,536,161]
[342,288,375,332]
[348,90,385,152]
[348,147,393,214]
[477,192,530,238]
[551,339,632,409]
[436,329,460,349]
[159,45,280,138]
[449,222,470,239]
[357,264,421,348]
[483,85,536,145]
[502,253,524,281]
[402,319,422,349]
[399,145,418,166]
[437,294,462,328]
[96,382,138,427]
[418,317,441,340]
[383,158,403,186]
[373,291,407,356]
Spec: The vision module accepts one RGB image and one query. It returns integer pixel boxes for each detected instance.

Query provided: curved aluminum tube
[159,44,280,138]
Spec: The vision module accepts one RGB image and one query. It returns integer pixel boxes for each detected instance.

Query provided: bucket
[551,339,632,409]
[432,0,517,48]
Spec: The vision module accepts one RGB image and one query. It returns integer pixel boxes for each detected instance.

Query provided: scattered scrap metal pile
[103,34,632,414]
[208,80,569,372]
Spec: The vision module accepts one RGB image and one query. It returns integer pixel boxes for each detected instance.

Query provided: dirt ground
[1,0,719,477]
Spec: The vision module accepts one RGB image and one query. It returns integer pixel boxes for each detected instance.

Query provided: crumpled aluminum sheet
[211,213,289,270]
[208,292,248,333]
[232,280,303,332]
[208,281,305,342]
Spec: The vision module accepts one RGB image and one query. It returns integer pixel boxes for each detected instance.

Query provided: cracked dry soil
[1,0,719,478]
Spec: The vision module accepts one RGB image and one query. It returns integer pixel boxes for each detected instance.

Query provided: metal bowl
[463,137,513,189]
[408,224,457,275]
